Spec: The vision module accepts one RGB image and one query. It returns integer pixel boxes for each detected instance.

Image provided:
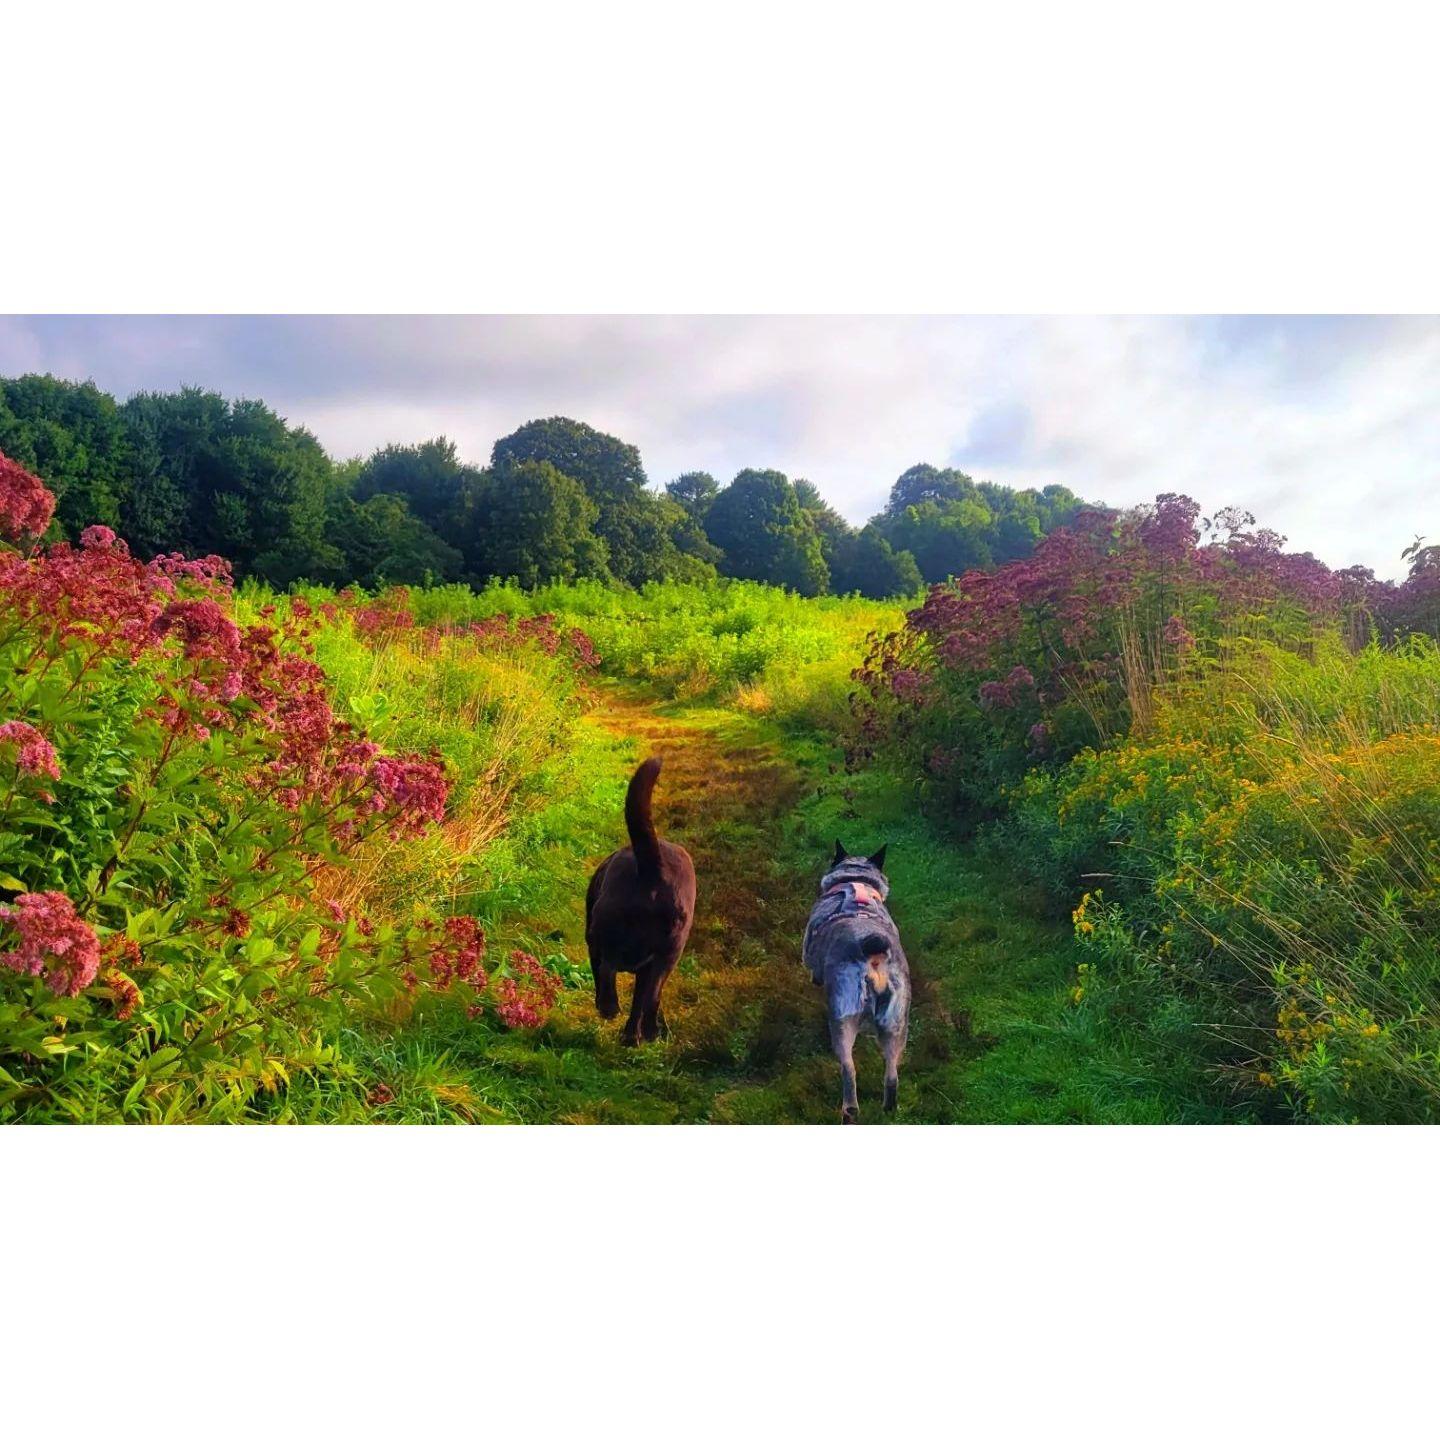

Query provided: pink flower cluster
[0,890,102,997]
[493,949,562,1029]
[366,754,449,836]
[466,613,602,671]
[565,626,601,671]
[424,915,488,993]
[1163,615,1196,650]
[0,451,56,541]
[902,494,1351,685]
[0,520,234,662]
[888,666,930,702]
[0,720,61,784]
[351,588,416,637]
[151,598,246,702]
[978,665,1037,711]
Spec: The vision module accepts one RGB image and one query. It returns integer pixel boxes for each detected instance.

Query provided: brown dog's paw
[596,997,620,1020]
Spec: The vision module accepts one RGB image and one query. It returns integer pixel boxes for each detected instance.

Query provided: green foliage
[1002,636,1440,1121]
[830,524,923,599]
[791,477,852,570]
[665,470,718,517]
[352,437,480,530]
[460,459,611,586]
[705,468,829,595]
[403,576,898,707]
[490,416,711,586]
[492,414,646,504]
[592,489,719,587]
[0,374,133,537]
[119,387,339,580]
[876,465,1085,582]
[323,487,466,587]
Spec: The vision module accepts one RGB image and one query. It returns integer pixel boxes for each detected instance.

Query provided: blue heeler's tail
[862,934,891,1007]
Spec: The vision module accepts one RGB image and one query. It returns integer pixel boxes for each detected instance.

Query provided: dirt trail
[576,688,939,1122]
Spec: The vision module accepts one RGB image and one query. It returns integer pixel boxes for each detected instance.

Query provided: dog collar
[824,881,882,906]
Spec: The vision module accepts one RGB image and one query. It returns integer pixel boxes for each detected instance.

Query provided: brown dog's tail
[625,757,664,878]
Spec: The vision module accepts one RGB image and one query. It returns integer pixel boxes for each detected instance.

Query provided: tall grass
[1003,635,1440,1120]
[399,578,902,718]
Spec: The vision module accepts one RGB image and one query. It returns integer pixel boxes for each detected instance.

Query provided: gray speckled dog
[803,840,910,1123]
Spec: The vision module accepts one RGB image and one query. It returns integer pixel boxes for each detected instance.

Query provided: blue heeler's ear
[868,844,887,871]
[832,839,847,867]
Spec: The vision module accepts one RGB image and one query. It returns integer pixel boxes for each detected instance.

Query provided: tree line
[0,374,1088,598]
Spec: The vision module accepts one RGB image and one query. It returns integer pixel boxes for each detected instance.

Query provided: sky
[1,314,1435,578]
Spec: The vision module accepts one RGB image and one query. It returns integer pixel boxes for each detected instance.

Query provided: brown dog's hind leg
[592,959,620,1020]
[621,960,658,1046]
[639,952,680,1042]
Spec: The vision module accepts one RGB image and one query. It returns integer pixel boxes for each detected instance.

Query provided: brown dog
[586,757,696,1045]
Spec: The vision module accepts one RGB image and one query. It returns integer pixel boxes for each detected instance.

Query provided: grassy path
[353,681,1214,1122]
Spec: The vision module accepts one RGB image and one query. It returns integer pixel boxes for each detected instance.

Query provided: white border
[6,1127,1438,1435]
[5,3,1438,312]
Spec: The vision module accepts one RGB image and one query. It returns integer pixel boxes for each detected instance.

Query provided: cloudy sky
[1,314,1435,577]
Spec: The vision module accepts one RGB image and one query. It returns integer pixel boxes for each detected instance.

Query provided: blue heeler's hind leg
[880,1025,904,1113]
[832,1015,861,1123]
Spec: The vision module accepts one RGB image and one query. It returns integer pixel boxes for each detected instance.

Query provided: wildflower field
[5,449,1440,1122]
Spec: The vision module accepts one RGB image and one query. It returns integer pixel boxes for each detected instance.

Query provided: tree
[1039,483,1085,530]
[117,388,338,581]
[352,437,479,530]
[663,495,724,573]
[704,469,829,595]
[118,388,211,553]
[0,371,1097,596]
[492,416,645,506]
[792,477,854,571]
[596,491,722,585]
[0,375,133,538]
[830,525,923,599]
[884,463,975,517]
[591,488,716,587]
[666,471,719,518]
[492,415,686,584]
[489,417,720,586]
[461,460,610,587]
[874,464,1087,583]
[323,488,465,588]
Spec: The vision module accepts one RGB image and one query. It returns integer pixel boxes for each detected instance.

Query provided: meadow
[5,452,1440,1122]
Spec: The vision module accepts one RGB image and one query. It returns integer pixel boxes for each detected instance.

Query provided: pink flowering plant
[0,454,560,1120]
[854,494,1376,825]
